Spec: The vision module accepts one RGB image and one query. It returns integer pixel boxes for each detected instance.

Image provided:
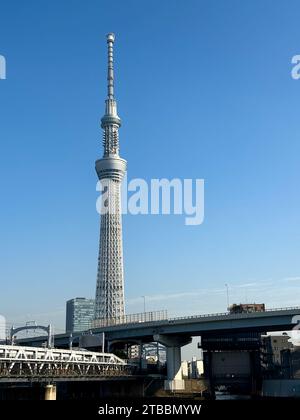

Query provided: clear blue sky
[0,0,300,345]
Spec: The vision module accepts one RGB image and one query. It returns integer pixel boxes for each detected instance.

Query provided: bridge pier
[154,334,191,391]
[206,350,216,399]
[44,384,56,400]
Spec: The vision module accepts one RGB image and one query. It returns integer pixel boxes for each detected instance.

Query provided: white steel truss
[0,345,132,379]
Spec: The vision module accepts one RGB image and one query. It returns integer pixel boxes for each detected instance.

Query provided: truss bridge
[0,345,133,383]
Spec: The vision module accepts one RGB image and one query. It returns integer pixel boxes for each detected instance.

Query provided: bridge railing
[92,310,168,328]
[264,306,300,312]
[167,306,300,323]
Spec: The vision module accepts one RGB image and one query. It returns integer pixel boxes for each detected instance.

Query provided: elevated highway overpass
[18,306,300,347]
[15,306,300,390]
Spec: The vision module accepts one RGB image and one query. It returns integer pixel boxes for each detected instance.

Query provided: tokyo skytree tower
[95,33,127,320]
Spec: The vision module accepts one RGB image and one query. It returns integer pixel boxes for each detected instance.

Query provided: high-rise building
[94,33,126,320]
[65,298,95,333]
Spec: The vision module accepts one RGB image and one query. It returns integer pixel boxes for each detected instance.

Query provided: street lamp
[141,296,146,313]
[225,284,229,311]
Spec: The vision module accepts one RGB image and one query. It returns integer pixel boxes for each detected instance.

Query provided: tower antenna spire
[106,33,115,99]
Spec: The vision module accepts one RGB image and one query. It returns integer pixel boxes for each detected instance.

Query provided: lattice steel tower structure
[95,33,127,320]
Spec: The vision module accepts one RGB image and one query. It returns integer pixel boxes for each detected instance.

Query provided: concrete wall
[212,351,251,376]
[262,379,300,398]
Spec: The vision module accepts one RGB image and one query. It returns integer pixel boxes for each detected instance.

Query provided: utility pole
[102,332,105,353]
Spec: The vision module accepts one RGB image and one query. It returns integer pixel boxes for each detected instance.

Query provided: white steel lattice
[95,180,125,319]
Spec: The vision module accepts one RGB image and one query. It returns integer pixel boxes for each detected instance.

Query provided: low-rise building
[229,303,265,314]
[261,333,293,377]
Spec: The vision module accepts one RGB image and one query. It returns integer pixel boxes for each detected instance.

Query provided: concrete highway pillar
[166,345,182,380]
[44,384,57,400]
[153,334,192,391]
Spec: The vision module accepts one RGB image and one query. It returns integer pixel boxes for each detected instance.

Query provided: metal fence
[168,306,300,323]
[92,310,168,328]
